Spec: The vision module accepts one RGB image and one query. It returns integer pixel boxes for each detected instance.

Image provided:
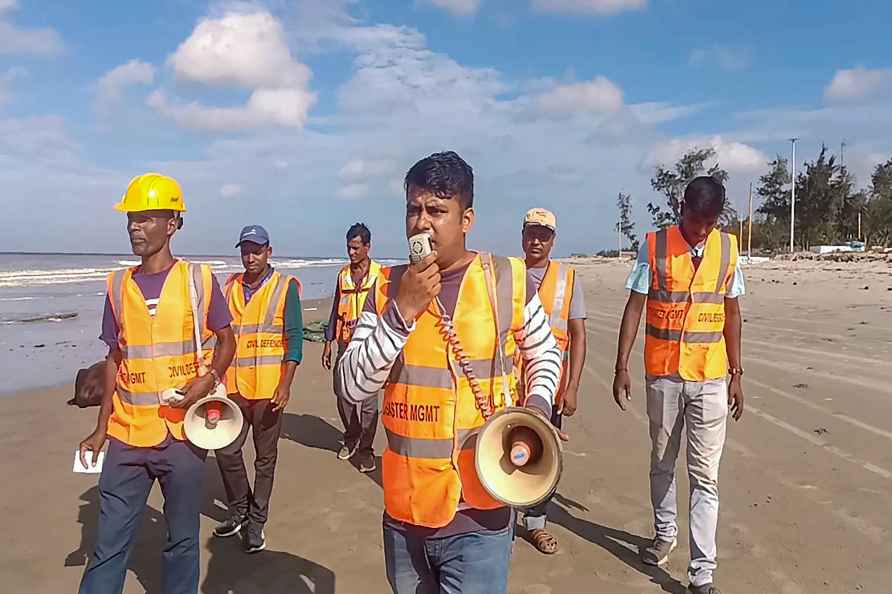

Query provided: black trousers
[215,396,282,527]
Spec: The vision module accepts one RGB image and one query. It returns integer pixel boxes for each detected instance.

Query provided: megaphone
[182,387,244,450]
[474,406,563,508]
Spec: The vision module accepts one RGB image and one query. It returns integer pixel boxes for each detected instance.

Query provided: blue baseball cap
[235,225,270,247]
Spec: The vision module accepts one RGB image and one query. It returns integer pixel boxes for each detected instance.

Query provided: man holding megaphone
[77,173,236,594]
[336,151,563,594]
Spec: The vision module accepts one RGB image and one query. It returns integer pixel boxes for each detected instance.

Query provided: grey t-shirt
[526,263,586,320]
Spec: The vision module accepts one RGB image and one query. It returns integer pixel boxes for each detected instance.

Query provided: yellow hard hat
[114,173,187,213]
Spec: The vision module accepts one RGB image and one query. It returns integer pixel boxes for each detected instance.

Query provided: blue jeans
[79,436,207,594]
[384,523,513,594]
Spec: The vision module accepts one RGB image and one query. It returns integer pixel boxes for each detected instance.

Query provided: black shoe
[358,452,376,473]
[243,524,266,554]
[213,515,246,538]
[688,583,721,594]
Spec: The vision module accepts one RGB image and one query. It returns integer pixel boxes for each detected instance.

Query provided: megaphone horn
[474,406,563,508]
[183,389,244,451]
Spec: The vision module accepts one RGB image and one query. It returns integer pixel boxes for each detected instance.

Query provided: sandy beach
[2,258,891,594]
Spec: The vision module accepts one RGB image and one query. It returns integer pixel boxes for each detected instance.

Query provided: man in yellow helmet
[77,173,236,594]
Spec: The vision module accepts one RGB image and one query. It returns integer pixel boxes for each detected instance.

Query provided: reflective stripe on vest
[223,270,294,399]
[106,261,213,447]
[538,261,574,348]
[644,226,736,381]
[336,261,381,344]
[520,261,574,407]
[376,254,525,528]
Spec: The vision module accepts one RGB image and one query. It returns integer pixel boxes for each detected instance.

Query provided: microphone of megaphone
[183,387,244,451]
[474,406,563,508]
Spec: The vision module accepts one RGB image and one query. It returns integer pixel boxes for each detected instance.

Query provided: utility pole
[789,137,798,253]
[747,181,754,259]
[617,220,622,258]
[840,140,846,166]
[617,199,622,258]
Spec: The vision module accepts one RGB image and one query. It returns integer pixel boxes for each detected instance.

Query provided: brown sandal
[528,528,559,554]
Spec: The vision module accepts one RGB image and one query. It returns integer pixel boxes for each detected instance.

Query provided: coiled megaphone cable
[434,296,493,420]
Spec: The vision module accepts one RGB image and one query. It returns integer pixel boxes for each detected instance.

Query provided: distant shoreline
[0,251,344,259]
[0,251,409,262]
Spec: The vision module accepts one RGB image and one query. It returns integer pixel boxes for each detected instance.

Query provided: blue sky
[2,0,891,257]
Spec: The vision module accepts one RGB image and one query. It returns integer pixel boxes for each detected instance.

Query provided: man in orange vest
[212,225,303,553]
[518,207,587,555]
[337,151,563,594]
[612,176,745,594]
[77,173,236,594]
[322,223,381,473]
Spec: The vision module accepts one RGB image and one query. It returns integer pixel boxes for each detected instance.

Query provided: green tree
[756,155,791,225]
[648,147,733,228]
[865,158,892,246]
[754,155,792,251]
[615,191,639,251]
[794,146,853,248]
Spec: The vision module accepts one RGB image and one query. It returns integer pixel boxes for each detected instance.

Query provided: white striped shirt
[336,270,562,417]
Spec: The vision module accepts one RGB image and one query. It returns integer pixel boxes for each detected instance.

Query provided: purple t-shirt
[100,263,232,349]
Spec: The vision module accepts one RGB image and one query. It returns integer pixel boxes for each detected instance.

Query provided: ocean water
[0,253,352,394]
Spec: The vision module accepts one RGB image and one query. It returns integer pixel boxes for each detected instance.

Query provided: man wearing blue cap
[212,225,303,553]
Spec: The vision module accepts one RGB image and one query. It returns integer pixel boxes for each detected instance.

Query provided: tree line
[614,145,892,254]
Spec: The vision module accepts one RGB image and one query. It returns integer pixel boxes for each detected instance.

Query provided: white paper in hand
[73,449,105,474]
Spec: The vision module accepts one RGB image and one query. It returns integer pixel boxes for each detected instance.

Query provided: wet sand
[2,259,891,593]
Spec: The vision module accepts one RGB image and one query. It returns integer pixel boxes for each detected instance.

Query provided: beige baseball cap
[523,208,556,231]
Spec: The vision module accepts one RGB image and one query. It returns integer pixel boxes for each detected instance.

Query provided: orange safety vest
[106,260,214,447]
[335,260,381,345]
[223,270,300,399]
[536,261,576,406]
[375,253,525,528]
[644,226,737,381]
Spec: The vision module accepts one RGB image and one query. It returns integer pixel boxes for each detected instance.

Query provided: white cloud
[629,101,710,124]
[337,183,370,200]
[423,0,481,16]
[0,115,79,168]
[645,135,768,174]
[337,159,395,199]
[339,159,395,182]
[824,67,892,102]
[153,10,316,130]
[169,11,310,89]
[0,1,64,56]
[0,66,25,105]
[689,45,752,73]
[147,88,315,131]
[536,76,624,115]
[531,0,647,16]
[219,183,242,198]
[335,25,507,120]
[96,59,155,106]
